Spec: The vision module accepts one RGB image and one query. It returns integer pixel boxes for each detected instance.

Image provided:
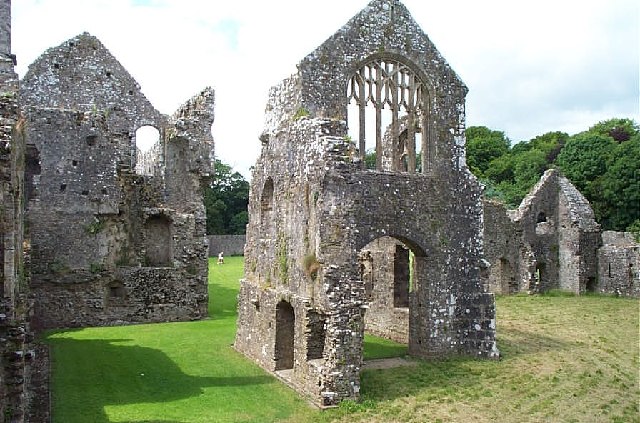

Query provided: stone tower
[235,0,499,407]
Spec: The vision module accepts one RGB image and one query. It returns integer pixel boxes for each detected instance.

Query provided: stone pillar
[0,0,10,56]
[0,0,14,75]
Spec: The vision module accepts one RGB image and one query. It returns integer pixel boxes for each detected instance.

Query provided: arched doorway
[358,236,425,348]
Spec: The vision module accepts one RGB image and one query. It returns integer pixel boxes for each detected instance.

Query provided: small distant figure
[218,251,224,264]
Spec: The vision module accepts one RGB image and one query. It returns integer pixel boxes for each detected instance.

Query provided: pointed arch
[347,54,434,173]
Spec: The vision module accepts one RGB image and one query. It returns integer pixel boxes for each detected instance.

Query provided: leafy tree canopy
[466,118,639,232]
[204,160,249,235]
[465,126,510,178]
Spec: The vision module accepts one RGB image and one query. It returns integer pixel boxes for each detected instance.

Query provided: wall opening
[536,211,547,223]
[144,214,172,267]
[275,300,295,370]
[586,277,597,293]
[347,56,431,173]
[306,310,326,360]
[25,144,41,203]
[261,177,275,226]
[134,125,160,175]
[393,244,410,308]
[108,281,125,299]
[534,262,546,291]
[358,236,425,347]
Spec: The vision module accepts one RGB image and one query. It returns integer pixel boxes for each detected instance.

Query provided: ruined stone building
[0,1,34,419]
[19,33,214,329]
[235,0,499,407]
[484,169,639,297]
[0,0,216,416]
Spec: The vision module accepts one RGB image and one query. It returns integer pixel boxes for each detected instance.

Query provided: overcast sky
[11,0,639,178]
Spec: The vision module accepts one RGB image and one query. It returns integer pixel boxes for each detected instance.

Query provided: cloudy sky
[11,0,639,178]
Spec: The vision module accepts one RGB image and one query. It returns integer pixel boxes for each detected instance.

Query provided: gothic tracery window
[347,57,432,173]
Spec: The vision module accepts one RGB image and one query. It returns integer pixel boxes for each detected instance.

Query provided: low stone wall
[597,231,639,297]
[208,235,246,257]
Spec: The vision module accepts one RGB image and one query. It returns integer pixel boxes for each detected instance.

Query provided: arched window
[347,56,431,173]
[134,125,160,175]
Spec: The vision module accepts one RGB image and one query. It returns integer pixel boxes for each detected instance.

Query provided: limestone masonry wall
[483,169,636,297]
[208,235,246,257]
[235,0,498,408]
[21,33,213,329]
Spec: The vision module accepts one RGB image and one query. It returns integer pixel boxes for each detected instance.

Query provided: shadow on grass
[497,327,571,358]
[49,337,273,423]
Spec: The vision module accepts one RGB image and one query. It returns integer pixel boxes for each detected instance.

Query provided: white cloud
[11,0,639,177]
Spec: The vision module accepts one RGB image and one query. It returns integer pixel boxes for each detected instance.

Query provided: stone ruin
[0,1,33,418]
[2,0,633,419]
[0,0,214,417]
[235,0,499,407]
[21,33,213,329]
[484,169,639,297]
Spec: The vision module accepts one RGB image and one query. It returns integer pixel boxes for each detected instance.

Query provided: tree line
[205,118,639,236]
[466,118,639,233]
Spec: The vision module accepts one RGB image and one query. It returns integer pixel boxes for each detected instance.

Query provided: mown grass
[47,259,639,423]
[47,257,315,423]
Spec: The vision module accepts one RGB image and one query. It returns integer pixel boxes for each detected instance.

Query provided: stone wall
[483,169,638,297]
[483,199,521,294]
[0,1,34,418]
[359,237,410,344]
[597,232,639,297]
[236,0,498,408]
[208,235,245,257]
[21,33,213,329]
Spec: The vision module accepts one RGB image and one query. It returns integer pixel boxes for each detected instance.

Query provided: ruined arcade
[235,0,499,407]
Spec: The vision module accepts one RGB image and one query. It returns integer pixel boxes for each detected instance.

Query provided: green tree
[555,133,617,198]
[466,126,510,177]
[598,134,640,230]
[204,160,249,235]
[586,118,639,143]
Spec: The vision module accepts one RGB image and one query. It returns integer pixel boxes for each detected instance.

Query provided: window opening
[261,178,275,223]
[134,126,160,175]
[536,212,547,223]
[347,57,430,173]
[393,244,410,307]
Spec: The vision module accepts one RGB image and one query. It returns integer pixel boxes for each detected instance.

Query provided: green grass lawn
[46,258,639,422]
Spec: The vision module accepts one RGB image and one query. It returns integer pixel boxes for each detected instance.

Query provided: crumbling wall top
[557,174,599,231]
[0,0,11,59]
[601,231,639,247]
[263,0,466,136]
[509,169,559,222]
[300,0,466,116]
[170,86,215,175]
[20,32,162,126]
[509,169,599,232]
